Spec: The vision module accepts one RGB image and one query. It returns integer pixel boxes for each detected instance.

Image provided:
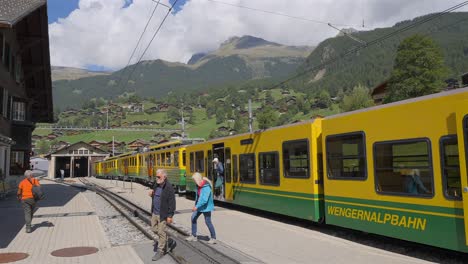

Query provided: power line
[121,0,180,94]
[114,0,162,93]
[206,0,364,28]
[268,1,468,90]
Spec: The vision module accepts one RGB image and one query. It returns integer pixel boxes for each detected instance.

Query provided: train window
[161,153,166,166]
[374,139,433,197]
[174,151,179,167]
[283,139,310,178]
[441,136,461,200]
[166,152,171,166]
[259,152,280,186]
[195,151,204,172]
[157,154,161,166]
[182,151,186,166]
[225,148,232,183]
[326,133,366,180]
[190,152,194,172]
[233,155,238,183]
[240,153,256,184]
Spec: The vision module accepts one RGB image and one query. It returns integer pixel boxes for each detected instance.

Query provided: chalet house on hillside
[183,106,193,112]
[217,126,229,132]
[371,81,388,105]
[89,140,107,149]
[281,90,290,96]
[32,135,43,142]
[105,140,125,150]
[147,106,159,113]
[127,139,149,151]
[157,103,171,112]
[170,132,182,138]
[47,133,59,140]
[0,0,55,179]
[127,103,143,113]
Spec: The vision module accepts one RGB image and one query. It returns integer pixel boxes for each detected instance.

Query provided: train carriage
[322,87,468,252]
[185,120,324,221]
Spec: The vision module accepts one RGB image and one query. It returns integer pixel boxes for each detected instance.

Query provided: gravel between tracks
[83,191,151,246]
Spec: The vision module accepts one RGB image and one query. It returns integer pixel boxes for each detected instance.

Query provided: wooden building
[0,0,53,178]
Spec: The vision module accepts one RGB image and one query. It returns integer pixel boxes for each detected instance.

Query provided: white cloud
[49,0,468,69]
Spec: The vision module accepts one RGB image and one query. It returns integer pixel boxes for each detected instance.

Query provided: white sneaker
[185,235,197,242]
[207,238,216,244]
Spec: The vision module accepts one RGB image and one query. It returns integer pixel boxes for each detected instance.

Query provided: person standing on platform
[17,170,40,233]
[213,158,224,200]
[148,169,176,261]
[186,172,217,244]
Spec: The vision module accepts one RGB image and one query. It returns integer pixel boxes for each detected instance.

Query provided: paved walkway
[88,177,432,264]
[0,180,144,264]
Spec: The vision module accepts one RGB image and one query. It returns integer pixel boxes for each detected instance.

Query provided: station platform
[87,177,431,264]
[0,180,147,264]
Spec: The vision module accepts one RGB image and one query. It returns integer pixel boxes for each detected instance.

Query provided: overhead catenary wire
[120,0,180,94]
[114,0,162,93]
[206,0,364,28]
[267,1,468,91]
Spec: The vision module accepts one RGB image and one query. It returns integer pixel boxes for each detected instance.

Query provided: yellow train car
[184,120,324,221]
[322,87,468,252]
[141,141,188,191]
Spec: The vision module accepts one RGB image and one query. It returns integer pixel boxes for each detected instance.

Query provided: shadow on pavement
[0,182,83,248]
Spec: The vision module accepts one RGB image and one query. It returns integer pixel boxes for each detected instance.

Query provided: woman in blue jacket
[185,172,217,244]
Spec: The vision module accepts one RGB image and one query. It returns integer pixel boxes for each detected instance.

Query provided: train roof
[324,86,468,121]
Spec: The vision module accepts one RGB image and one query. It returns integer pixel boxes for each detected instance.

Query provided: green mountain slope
[294,12,468,95]
[52,35,313,110]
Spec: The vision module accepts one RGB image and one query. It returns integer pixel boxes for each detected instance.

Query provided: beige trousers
[151,214,167,253]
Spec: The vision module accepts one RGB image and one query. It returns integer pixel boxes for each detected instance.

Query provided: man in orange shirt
[17,170,40,233]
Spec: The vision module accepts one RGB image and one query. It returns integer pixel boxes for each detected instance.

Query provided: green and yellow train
[94,87,468,253]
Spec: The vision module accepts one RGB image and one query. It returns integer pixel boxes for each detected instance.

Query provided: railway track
[77,178,240,264]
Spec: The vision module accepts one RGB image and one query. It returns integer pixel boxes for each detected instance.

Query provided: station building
[47,142,109,179]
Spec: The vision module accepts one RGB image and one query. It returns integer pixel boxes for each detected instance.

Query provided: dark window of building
[0,87,3,117]
[0,33,3,62]
[195,151,204,172]
[233,155,238,183]
[283,139,310,178]
[3,42,10,69]
[12,100,26,121]
[326,133,366,179]
[259,152,280,185]
[11,55,15,78]
[374,139,433,197]
[440,136,461,200]
[239,153,256,184]
[225,148,231,183]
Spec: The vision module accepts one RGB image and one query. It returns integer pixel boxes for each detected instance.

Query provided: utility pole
[112,136,115,156]
[106,106,109,129]
[248,99,253,133]
[180,102,186,138]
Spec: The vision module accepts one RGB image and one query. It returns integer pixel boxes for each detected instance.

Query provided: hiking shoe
[207,238,217,244]
[152,251,164,261]
[185,235,197,242]
[25,226,31,233]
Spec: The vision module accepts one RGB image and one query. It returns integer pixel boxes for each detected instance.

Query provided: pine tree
[384,34,448,103]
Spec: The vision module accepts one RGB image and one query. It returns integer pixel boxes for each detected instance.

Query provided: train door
[212,143,225,201]
[457,103,468,245]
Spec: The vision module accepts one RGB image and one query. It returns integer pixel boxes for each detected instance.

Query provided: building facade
[0,0,53,179]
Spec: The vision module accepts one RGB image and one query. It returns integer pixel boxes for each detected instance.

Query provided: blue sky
[47,0,186,24]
